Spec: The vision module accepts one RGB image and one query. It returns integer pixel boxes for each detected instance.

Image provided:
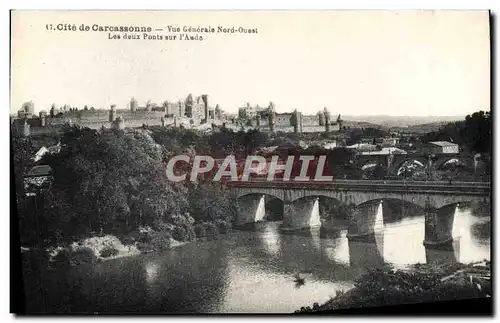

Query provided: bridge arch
[354,194,430,209]
[234,192,285,225]
[288,190,357,205]
[432,195,490,210]
[378,198,425,222]
[390,157,428,177]
[234,189,284,202]
[282,194,353,232]
[359,159,386,169]
[433,156,474,171]
[360,162,388,180]
[290,193,342,204]
[228,181,490,233]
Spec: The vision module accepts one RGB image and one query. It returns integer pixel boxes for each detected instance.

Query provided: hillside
[342,115,464,127]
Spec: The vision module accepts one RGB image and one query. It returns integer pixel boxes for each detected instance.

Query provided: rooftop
[26,165,53,177]
[360,147,407,155]
[429,141,457,147]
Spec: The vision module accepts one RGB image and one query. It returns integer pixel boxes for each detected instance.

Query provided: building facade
[426,141,459,154]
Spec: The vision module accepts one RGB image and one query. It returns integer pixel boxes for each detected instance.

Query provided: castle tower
[215,104,221,119]
[50,104,56,118]
[164,101,171,115]
[299,111,303,133]
[23,120,30,137]
[201,94,209,123]
[185,94,194,118]
[269,113,275,132]
[130,97,138,112]
[178,101,185,117]
[324,107,331,132]
[256,113,261,127]
[109,105,116,122]
[39,110,47,127]
[114,116,125,130]
[18,101,34,119]
[292,109,300,133]
[318,111,325,126]
[267,102,275,132]
[337,114,343,130]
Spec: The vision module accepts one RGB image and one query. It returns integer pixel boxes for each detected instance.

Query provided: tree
[420,111,491,154]
[35,126,190,243]
[463,111,491,153]
[11,131,35,198]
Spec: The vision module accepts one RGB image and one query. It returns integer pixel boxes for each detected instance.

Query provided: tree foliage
[420,111,491,154]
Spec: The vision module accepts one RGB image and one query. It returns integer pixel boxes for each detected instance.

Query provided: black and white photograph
[9,8,492,315]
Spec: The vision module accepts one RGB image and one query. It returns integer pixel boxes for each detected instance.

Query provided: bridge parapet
[229,180,490,209]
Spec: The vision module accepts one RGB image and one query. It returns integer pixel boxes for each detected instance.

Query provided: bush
[100,245,119,258]
[215,219,231,234]
[68,247,97,265]
[136,242,152,252]
[51,249,71,267]
[119,235,136,246]
[204,222,219,238]
[194,223,207,238]
[137,231,153,244]
[150,234,172,251]
[151,220,175,232]
[172,226,188,242]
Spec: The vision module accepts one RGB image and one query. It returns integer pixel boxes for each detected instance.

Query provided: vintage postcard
[10,10,491,314]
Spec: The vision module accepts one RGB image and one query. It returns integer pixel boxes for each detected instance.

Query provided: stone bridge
[227,180,490,248]
[355,152,478,176]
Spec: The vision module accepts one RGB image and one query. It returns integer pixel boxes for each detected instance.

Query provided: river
[24,207,490,314]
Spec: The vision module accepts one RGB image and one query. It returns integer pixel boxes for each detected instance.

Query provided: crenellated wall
[301,115,319,126]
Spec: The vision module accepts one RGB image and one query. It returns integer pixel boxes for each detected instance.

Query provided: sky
[11,10,490,116]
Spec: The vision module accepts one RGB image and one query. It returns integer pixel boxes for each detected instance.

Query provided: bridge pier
[236,194,266,226]
[423,204,456,249]
[346,201,384,242]
[381,201,395,222]
[425,239,460,264]
[281,198,321,230]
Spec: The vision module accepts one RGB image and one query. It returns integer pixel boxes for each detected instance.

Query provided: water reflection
[348,233,385,276]
[145,262,159,283]
[455,209,491,263]
[425,240,460,264]
[258,222,281,257]
[29,207,489,313]
[382,216,427,266]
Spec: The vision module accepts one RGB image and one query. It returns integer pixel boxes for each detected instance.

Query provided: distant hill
[341,115,464,127]
[343,120,382,129]
[392,121,457,134]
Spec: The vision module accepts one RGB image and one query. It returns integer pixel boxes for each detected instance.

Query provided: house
[360,147,407,156]
[346,143,378,152]
[32,142,61,162]
[23,165,53,196]
[382,137,399,147]
[426,141,459,154]
[322,141,337,149]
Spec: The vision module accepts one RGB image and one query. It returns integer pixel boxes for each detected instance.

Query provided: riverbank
[29,224,227,268]
[295,260,491,313]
